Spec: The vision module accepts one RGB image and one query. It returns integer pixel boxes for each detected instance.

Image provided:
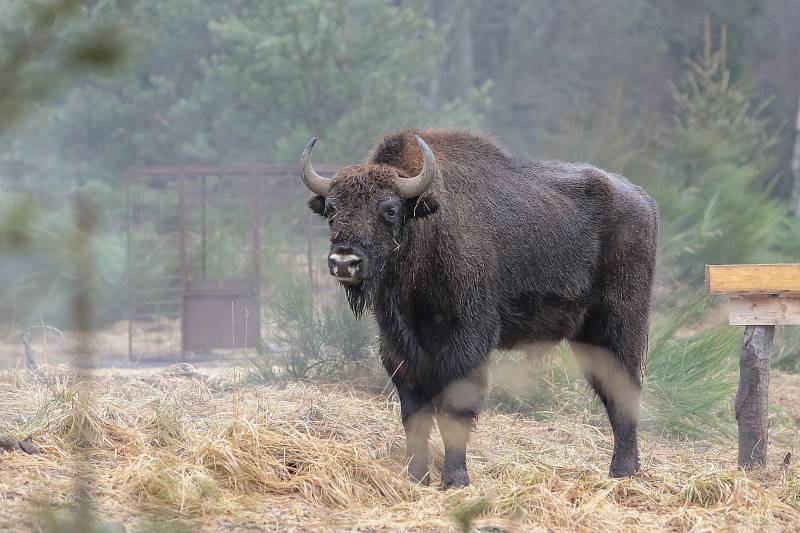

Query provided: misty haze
[1,1,800,532]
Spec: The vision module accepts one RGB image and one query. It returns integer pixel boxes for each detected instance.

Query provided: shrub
[774,326,800,373]
[489,297,739,441]
[255,261,379,381]
[642,297,738,440]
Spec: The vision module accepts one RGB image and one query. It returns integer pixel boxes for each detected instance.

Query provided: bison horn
[300,137,331,196]
[394,135,437,198]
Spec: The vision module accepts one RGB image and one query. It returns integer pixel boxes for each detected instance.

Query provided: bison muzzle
[300,129,658,488]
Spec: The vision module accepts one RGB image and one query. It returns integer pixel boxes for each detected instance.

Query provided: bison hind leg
[573,309,647,478]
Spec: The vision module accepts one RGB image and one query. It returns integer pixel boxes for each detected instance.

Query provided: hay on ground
[0,368,798,532]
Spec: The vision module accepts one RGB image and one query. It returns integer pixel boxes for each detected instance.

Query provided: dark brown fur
[307,128,658,487]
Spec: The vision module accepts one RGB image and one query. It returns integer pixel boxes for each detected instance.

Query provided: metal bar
[133,297,181,305]
[135,275,183,283]
[133,287,183,294]
[130,313,180,320]
[252,175,262,347]
[306,211,315,308]
[126,176,134,361]
[179,176,187,360]
[134,299,183,307]
[201,175,207,280]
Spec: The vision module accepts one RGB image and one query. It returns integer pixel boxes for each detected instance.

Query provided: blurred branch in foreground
[0,0,125,137]
[793,93,800,218]
[0,0,127,329]
[0,5,124,526]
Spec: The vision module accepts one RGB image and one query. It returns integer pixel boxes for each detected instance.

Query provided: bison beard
[301,128,658,488]
[344,279,370,318]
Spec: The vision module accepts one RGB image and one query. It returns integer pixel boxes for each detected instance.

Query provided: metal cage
[125,164,338,361]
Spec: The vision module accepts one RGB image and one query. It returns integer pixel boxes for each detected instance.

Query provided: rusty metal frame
[125,164,339,361]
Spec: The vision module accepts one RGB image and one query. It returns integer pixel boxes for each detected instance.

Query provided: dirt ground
[0,319,253,371]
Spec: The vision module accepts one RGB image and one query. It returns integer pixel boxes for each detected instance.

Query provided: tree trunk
[451,2,474,95]
[429,0,474,103]
[735,325,774,467]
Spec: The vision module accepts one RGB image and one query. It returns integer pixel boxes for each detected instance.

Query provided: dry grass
[0,367,799,532]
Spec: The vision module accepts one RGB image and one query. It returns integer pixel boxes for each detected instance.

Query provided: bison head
[300,136,439,316]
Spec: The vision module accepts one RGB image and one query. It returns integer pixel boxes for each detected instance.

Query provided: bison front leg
[436,409,473,488]
[397,386,434,485]
[436,370,487,489]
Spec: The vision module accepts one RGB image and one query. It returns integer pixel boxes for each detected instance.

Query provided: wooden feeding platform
[706,263,800,468]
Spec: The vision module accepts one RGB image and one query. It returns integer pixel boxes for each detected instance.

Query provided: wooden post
[735,325,774,467]
[706,263,800,468]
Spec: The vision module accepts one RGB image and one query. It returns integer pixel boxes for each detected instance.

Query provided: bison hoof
[608,456,640,478]
[408,468,431,486]
[441,467,470,489]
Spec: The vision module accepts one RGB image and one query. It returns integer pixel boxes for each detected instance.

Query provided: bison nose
[328,248,363,280]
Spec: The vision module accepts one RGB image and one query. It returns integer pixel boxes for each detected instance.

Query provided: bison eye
[324,198,336,217]
[378,198,402,224]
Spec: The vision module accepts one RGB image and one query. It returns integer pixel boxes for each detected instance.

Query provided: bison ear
[406,195,439,219]
[308,195,326,217]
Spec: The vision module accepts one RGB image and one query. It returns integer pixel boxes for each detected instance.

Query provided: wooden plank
[735,325,774,468]
[729,296,800,325]
[706,264,800,295]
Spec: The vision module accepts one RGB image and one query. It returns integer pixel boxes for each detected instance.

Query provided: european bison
[300,129,658,487]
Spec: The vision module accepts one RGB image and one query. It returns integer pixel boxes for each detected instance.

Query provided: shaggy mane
[369,129,511,177]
